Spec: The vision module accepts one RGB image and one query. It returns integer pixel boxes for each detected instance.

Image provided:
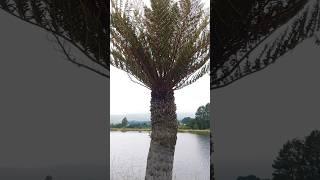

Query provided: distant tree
[237,175,261,180]
[121,117,128,127]
[194,103,210,129]
[272,139,305,180]
[192,122,199,129]
[304,130,320,180]
[111,123,123,128]
[45,176,53,180]
[127,121,151,129]
[181,117,193,125]
[272,130,320,180]
[205,103,209,116]
[179,103,210,129]
[195,103,209,121]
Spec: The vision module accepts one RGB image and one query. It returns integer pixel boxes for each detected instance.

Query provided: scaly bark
[145,90,178,180]
[210,132,214,180]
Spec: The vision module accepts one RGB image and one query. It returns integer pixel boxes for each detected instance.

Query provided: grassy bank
[110,128,210,135]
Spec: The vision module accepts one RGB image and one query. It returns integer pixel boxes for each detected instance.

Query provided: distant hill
[110,112,194,124]
[128,120,151,125]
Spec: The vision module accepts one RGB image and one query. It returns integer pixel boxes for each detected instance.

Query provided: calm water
[110,131,210,180]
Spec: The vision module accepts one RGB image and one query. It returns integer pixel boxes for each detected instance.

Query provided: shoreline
[110,128,210,135]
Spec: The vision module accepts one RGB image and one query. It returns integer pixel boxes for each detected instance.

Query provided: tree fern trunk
[210,132,214,180]
[145,90,178,180]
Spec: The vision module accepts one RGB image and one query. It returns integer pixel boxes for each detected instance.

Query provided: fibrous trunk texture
[210,132,214,180]
[145,90,178,180]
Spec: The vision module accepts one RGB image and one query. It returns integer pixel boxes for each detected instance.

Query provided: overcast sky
[213,38,320,180]
[0,10,107,179]
[110,0,210,115]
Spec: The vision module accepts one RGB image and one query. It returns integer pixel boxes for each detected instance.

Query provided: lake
[110,131,210,180]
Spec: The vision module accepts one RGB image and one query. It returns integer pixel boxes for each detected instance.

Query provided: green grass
[110,128,210,135]
[177,129,210,135]
[111,128,151,132]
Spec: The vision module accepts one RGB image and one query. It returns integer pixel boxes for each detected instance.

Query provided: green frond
[0,0,109,77]
[111,0,210,90]
[212,0,320,89]
[174,60,210,90]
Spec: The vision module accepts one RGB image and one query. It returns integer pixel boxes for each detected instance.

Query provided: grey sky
[0,10,107,179]
[213,38,320,179]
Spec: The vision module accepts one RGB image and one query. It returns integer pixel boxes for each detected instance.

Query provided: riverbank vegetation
[111,127,210,135]
[110,103,210,135]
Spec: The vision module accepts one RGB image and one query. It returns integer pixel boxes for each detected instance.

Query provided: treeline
[237,130,320,180]
[180,103,210,129]
[236,175,269,180]
[111,103,210,130]
[111,117,151,129]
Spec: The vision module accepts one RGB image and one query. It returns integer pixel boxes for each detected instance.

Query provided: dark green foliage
[127,121,150,129]
[121,117,128,127]
[111,120,151,129]
[110,123,123,128]
[272,130,320,180]
[237,175,261,180]
[45,176,53,180]
[180,103,210,129]
[303,130,320,180]
[212,0,320,89]
[272,139,305,180]
[181,117,193,125]
[111,102,210,130]
[190,122,199,129]
[195,103,210,128]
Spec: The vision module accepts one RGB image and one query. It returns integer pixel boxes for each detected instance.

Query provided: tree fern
[0,0,109,77]
[111,0,210,91]
[212,0,320,89]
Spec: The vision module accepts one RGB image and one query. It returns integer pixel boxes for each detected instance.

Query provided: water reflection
[110,131,210,180]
